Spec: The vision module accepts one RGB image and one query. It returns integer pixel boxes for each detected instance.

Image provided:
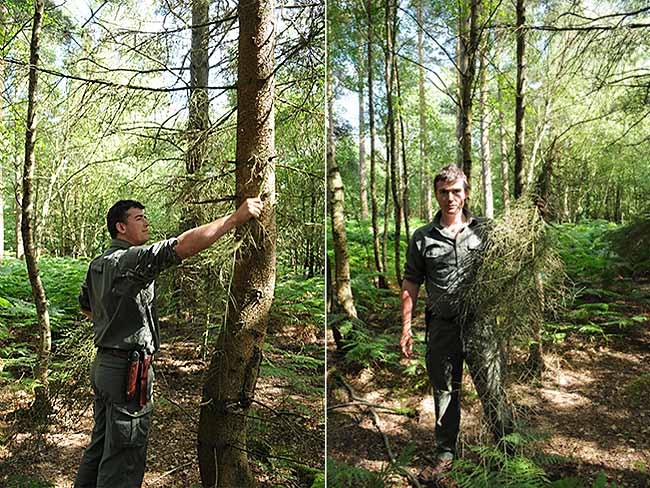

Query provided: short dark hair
[434,164,470,192]
[107,200,145,238]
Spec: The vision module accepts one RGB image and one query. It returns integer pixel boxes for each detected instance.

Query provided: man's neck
[440,212,465,228]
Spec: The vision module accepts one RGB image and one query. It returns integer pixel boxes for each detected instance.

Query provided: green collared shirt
[79,238,182,354]
[404,209,488,318]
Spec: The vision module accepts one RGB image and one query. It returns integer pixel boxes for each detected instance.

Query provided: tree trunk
[367,0,386,288]
[395,56,410,242]
[514,0,526,199]
[456,0,480,182]
[382,145,390,278]
[186,0,210,174]
[328,73,358,320]
[358,42,369,221]
[479,49,494,219]
[385,0,402,285]
[197,0,276,485]
[417,0,433,221]
[21,0,51,417]
[497,84,510,212]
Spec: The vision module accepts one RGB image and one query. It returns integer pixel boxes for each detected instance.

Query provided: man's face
[117,208,149,245]
[435,178,467,219]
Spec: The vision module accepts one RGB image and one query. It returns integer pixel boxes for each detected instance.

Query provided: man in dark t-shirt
[74,197,262,488]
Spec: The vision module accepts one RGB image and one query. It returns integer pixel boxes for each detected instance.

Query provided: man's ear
[115,221,127,235]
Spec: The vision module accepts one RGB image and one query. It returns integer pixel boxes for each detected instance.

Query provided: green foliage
[606,218,650,278]
[550,221,619,284]
[332,318,399,368]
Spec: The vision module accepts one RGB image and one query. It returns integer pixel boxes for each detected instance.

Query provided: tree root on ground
[337,375,422,488]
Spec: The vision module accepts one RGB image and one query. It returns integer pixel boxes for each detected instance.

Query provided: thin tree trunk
[186,0,210,174]
[385,0,402,285]
[457,0,480,182]
[21,0,50,417]
[497,83,510,211]
[197,0,276,485]
[514,0,526,199]
[367,0,386,288]
[417,0,432,221]
[14,161,24,259]
[358,42,369,221]
[328,72,358,320]
[382,147,390,278]
[479,49,494,219]
[395,56,410,242]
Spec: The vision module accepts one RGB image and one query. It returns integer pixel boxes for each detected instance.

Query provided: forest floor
[0,315,324,487]
[327,278,650,487]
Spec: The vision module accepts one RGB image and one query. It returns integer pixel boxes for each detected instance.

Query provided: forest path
[0,320,324,487]
[327,279,650,487]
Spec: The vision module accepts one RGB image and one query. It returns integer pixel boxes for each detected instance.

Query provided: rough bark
[358,42,369,221]
[367,0,386,288]
[479,49,494,219]
[197,0,276,485]
[385,0,402,285]
[327,74,358,320]
[456,0,480,182]
[417,0,432,221]
[21,0,51,417]
[186,0,210,174]
[514,0,526,199]
[497,84,510,211]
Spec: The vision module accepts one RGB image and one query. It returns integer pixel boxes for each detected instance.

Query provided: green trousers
[74,351,154,488]
[425,315,513,459]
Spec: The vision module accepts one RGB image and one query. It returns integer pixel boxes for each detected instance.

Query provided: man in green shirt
[401,165,513,481]
[74,197,262,488]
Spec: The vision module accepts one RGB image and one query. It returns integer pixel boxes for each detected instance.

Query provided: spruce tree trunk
[21,0,51,417]
[358,42,369,221]
[479,49,493,219]
[197,0,276,485]
[385,0,402,285]
[186,0,210,174]
[514,0,526,198]
[417,0,432,221]
[328,73,358,319]
[367,0,386,288]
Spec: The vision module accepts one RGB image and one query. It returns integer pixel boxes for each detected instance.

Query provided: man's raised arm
[400,279,420,359]
[174,198,263,259]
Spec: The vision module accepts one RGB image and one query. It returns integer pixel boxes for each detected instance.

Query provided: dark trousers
[425,315,513,458]
[74,351,154,488]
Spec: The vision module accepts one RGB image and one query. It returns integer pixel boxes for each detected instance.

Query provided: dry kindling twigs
[337,376,422,488]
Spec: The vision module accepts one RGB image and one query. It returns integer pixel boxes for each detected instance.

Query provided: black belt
[97,347,152,359]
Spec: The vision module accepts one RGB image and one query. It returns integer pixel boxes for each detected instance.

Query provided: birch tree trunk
[514,0,526,198]
[367,0,386,288]
[21,0,51,417]
[197,0,276,484]
[186,0,210,174]
[328,72,358,319]
[479,49,493,218]
[358,42,369,221]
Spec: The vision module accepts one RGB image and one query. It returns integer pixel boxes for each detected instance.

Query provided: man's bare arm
[400,279,420,358]
[174,198,263,259]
